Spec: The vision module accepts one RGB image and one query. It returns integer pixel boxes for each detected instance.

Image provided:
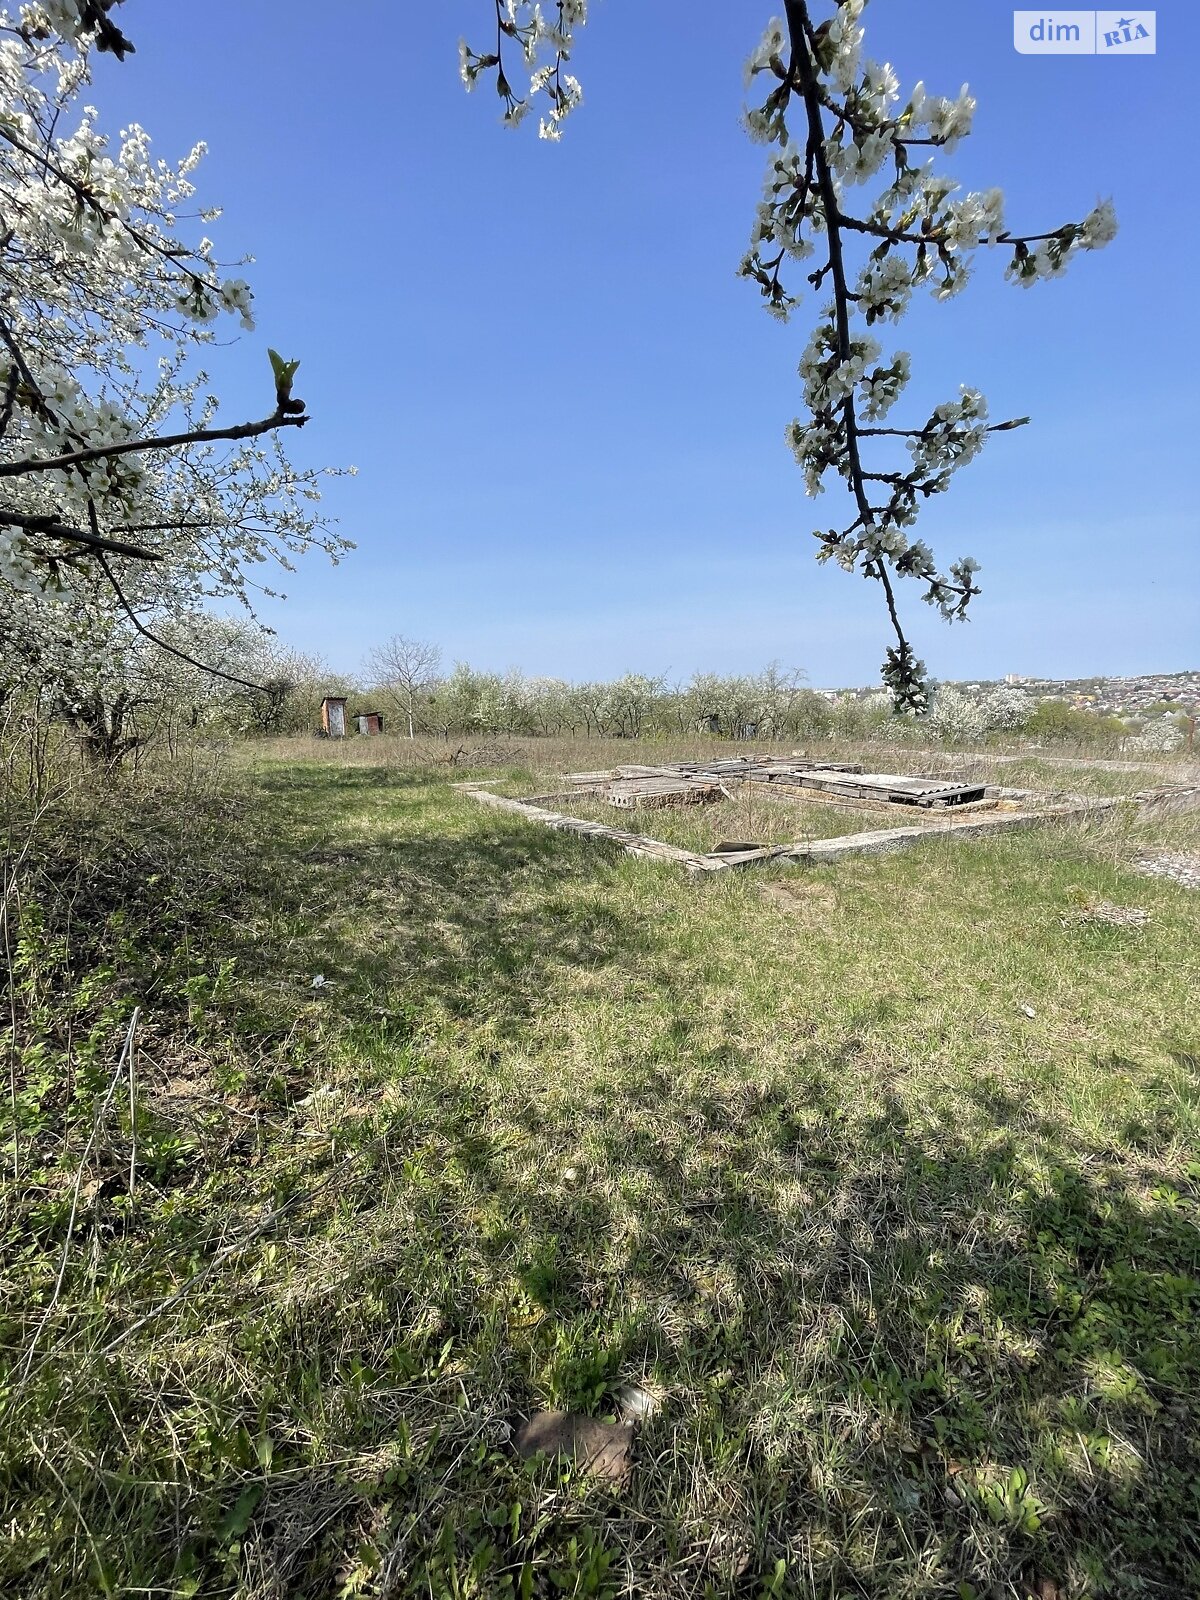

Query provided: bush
[1024,699,1126,745]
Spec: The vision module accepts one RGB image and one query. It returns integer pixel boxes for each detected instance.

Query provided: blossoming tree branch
[0,0,346,688]
[458,0,1117,711]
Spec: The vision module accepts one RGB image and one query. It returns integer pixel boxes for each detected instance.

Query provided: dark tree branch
[783,0,912,665]
[0,507,159,559]
[0,408,307,480]
[96,548,268,694]
[0,366,18,441]
[108,518,217,534]
[839,211,1074,249]
[858,417,1029,438]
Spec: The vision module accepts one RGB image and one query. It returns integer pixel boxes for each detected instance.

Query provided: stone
[513,1410,634,1481]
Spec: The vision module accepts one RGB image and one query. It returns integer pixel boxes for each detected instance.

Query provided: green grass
[2,750,1198,1598]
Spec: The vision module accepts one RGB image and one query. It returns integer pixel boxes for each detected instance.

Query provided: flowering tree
[1130,718,1184,755]
[926,685,986,745]
[457,1,1116,711]
[0,2,348,690]
[980,684,1031,733]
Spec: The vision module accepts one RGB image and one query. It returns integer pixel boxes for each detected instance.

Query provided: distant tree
[980,685,1032,733]
[789,688,835,740]
[1129,718,1184,755]
[427,662,487,738]
[755,661,809,737]
[607,674,667,739]
[367,634,443,738]
[526,676,579,736]
[475,668,536,735]
[35,611,329,767]
[575,680,616,739]
[927,687,986,744]
[1025,699,1124,745]
[459,1,1116,713]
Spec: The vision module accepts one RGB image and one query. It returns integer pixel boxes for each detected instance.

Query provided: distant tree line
[4,614,1188,782]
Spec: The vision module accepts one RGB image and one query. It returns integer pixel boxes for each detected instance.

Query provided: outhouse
[320,696,347,738]
[355,711,384,736]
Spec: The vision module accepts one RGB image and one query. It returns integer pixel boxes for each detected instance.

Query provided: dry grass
[546,788,914,852]
[248,730,1198,798]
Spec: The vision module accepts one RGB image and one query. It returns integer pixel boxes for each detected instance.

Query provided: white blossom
[826,125,894,186]
[0,9,349,685]
[924,85,976,150]
[459,0,586,141]
[458,38,477,89]
[826,0,865,91]
[1079,198,1118,249]
[744,17,786,88]
[1130,718,1184,753]
[860,350,910,419]
[856,253,913,322]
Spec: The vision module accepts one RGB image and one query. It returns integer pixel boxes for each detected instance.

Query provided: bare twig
[127,1014,137,1199]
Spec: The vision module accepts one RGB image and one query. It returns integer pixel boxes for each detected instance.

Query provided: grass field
[2,743,1198,1598]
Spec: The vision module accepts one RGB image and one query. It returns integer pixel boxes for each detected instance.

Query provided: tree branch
[96,549,268,694]
[0,508,160,559]
[0,408,307,480]
[839,212,1073,249]
[783,0,912,665]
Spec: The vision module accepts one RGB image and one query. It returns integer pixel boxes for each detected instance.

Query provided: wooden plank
[482,760,991,834]
[523,789,608,806]
[796,774,871,797]
[735,778,909,815]
[708,845,793,867]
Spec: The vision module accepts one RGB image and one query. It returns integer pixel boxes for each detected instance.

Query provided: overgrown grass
[540,789,907,852]
[2,747,1198,1598]
[250,731,1195,799]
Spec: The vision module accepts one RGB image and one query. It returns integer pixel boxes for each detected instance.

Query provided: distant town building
[951,671,1199,718]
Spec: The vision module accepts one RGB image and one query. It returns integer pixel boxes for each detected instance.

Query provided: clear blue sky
[95,2,1197,686]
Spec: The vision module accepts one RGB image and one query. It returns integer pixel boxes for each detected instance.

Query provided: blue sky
[94,2,1196,686]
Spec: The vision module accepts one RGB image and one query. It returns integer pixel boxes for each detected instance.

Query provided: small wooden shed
[320,696,347,738]
[355,711,384,736]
